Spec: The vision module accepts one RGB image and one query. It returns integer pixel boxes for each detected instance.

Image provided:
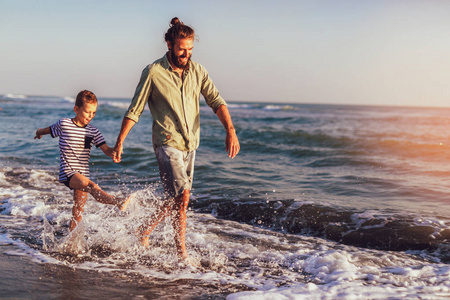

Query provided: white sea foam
[228,245,450,299]
[0,170,9,186]
[0,233,61,265]
[350,211,386,229]
[28,169,57,189]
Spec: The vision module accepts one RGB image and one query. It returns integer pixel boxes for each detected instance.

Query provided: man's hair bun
[170,17,183,27]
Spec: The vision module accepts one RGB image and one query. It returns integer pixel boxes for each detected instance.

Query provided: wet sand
[0,244,244,300]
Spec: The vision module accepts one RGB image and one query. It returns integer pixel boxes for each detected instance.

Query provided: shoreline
[0,244,245,300]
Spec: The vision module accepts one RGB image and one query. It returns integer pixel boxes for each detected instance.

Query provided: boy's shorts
[155,146,196,198]
[61,175,74,190]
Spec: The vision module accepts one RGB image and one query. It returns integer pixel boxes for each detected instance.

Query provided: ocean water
[2,94,450,299]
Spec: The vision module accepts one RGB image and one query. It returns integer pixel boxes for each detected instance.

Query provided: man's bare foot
[179,255,201,268]
[178,250,190,262]
[139,235,150,248]
[118,192,136,211]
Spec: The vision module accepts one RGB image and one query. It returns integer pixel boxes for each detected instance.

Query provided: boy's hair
[75,90,97,108]
[164,17,195,46]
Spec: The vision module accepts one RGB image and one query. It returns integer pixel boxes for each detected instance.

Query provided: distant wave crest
[262,105,297,111]
[1,94,74,103]
[194,199,450,262]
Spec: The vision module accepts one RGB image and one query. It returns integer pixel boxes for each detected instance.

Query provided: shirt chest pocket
[84,136,94,149]
[183,83,200,111]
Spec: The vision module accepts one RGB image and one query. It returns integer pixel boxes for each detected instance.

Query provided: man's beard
[170,50,191,70]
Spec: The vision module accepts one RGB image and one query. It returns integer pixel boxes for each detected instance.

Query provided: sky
[1,0,450,107]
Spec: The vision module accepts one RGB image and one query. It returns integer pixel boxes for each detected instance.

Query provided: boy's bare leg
[70,189,88,231]
[172,189,190,261]
[69,173,124,208]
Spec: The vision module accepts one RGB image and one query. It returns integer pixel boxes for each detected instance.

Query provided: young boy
[35,90,132,232]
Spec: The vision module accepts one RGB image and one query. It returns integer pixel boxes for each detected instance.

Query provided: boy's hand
[34,128,43,139]
[100,144,115,159]
[35,127,50,139]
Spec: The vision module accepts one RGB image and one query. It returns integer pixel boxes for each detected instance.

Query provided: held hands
[226,128,240,159]
[113,143,123,163]
[112,117,135,163]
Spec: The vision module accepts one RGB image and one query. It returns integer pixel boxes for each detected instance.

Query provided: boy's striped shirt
[50,118,106,182]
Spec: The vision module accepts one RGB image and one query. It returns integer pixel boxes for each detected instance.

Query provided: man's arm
[113,117,136,163]
[216,105,240,159]
[34,127,51,139]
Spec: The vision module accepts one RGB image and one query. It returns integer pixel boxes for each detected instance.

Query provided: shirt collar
[162,52,171,69]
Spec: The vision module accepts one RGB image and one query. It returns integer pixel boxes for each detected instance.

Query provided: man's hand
[113,143,123,163]
[216,105,240,159]
[112,117,136,163]
[226,128,240,159]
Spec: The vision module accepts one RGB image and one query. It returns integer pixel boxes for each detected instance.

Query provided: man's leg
[70,189,88,231]
[137,189,190,258]
[138,147,195,260]
[136,201,173,247]
[171,189,190,260]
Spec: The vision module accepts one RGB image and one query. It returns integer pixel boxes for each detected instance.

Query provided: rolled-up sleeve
[124,66,153,123]
[200,66,227,113]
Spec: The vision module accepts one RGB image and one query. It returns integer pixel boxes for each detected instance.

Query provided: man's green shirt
[124,54,227,151]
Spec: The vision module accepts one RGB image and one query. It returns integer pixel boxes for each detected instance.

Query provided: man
[113,17,240,262]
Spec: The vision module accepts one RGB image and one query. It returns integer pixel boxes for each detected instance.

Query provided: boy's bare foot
[118,192,136,211]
